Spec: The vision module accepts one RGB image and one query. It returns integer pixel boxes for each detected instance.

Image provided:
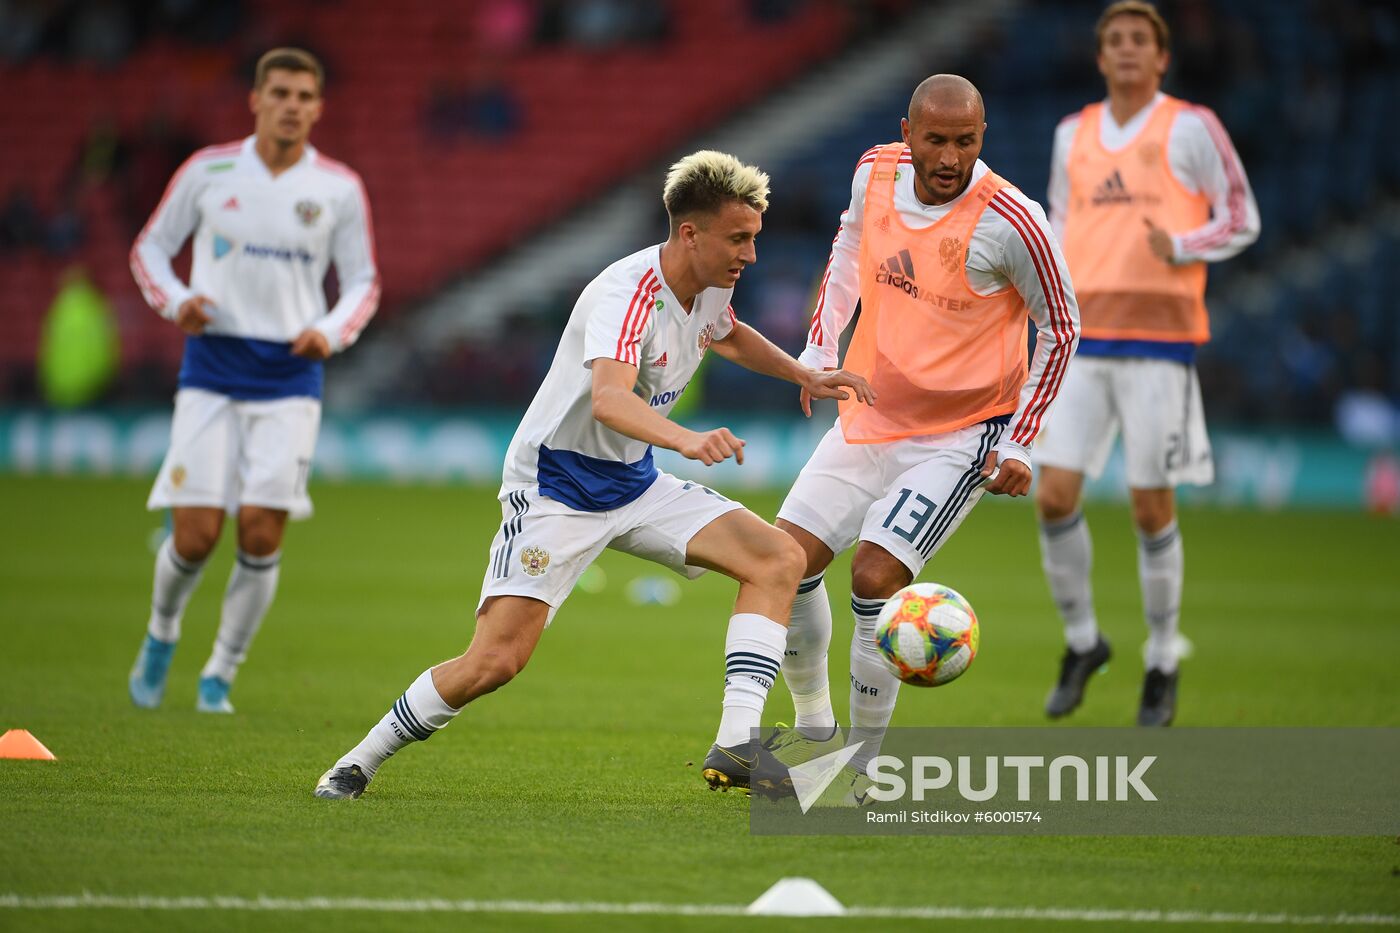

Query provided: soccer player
[1035,1,1258,726]
[765,75,1079,800]
[127,48,379,714]
[313,151,875,800]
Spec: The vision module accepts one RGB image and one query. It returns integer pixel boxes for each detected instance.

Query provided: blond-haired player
[1035,1,1259,726]
[765,75,1080,799]
[128,48,379,714]
[314,151,874,800]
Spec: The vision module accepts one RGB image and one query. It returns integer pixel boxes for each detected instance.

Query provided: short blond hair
[1096,1,1170,52]
[663,151,770,228]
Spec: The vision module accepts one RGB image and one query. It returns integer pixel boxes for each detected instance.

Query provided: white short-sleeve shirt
[501,244,737,511]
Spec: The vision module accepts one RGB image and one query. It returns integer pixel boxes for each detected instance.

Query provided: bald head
[900,74,987,205]
[909,74,984,124]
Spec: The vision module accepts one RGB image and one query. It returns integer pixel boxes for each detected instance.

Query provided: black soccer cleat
[1045,636,1112,719]
[1137,668,1178,727]
[314,764,368,800]
[701,741,795,800]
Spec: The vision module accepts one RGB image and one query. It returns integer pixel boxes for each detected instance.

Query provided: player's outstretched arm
[710,321,876,417]
[590,358,746,465]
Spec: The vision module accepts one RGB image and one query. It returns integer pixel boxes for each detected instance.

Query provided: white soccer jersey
[501,244,737,511]
[799,151,1080,467]
[1048,93,1260,263]
[130,136,379,354]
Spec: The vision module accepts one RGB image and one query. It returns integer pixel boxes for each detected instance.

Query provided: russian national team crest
[294,199,322,227]
[520,546,550,577]
[697,322,716,353]
[939,236,963,274]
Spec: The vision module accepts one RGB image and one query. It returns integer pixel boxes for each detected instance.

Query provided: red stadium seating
[0,0,850,388]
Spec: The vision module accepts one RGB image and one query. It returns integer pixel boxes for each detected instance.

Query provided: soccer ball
[873,582,979,687]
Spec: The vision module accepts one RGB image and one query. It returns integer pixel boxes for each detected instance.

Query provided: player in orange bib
[1035,2,1259,726]
[763,75,1080,799]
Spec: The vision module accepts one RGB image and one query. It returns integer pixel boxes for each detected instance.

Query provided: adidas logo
[874,247,973,311]
[222,196,240,211]
[875,249,917,293]
[651,352,668,368]
[880,249,915,280]
[1091,170,1133,205]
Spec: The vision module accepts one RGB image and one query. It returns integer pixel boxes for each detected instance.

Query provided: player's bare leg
[316,596,549,799]
[197,506,288,713]
[129,506,223,709]
[430,596,549,707]
[685,509,806,795]
[1036,465,1111,718]
[1129,486,1182,726]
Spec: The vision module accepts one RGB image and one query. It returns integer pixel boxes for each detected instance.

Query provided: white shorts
[777,418,1006,578]
[147,388,321,519]
[1036,356,1214,488]
[477,470,744,624]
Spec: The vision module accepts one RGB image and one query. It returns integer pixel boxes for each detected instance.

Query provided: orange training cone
[0,729,57,760]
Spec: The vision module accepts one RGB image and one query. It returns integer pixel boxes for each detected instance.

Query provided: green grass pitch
[1,474,1397,932]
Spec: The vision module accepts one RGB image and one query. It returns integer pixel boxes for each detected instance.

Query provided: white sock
[338,668,461,780]
[1138,521,1183,674]
[147,536,205,642]
[714,613,786,747]
[783,574,836,739]
[1039,510,1099,653]
[200,550,280,684]
[848,594,900,772]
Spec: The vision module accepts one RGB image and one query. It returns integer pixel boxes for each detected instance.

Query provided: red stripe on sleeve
[614,270,656,363]
[1179,106,1247,253]
[624,280,662,366]
[989,192,1073,446]
[317,155,379,265]
[339,278,381,346]
[129,141,242,311]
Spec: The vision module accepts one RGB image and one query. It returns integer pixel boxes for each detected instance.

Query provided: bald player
[764,75,1080,802]
[1035,1,1258,727]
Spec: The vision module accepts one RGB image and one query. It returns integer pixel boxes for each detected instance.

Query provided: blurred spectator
[1335,350,1398,447]
[68,0,136,65]
[122,114,200,236]
[67,118,130,195]
[45,200,85,255]
[38,266,119,408]
[0,189,44,252]
[0,0,56,63]
[475,0,537,53]
[536,0,669,47]
[426,68,524,142]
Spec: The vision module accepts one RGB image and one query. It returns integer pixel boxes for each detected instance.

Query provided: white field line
[0,894,1396,925]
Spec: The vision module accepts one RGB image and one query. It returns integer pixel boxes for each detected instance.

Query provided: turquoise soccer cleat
[196,675,235,714]
[128,634,177,709]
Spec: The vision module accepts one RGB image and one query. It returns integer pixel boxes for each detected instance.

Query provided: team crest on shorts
[294,200,322,226]
[698,322,716,353]
[939,236,964,273]
[520,546,550,576]
[171,465,187,489]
